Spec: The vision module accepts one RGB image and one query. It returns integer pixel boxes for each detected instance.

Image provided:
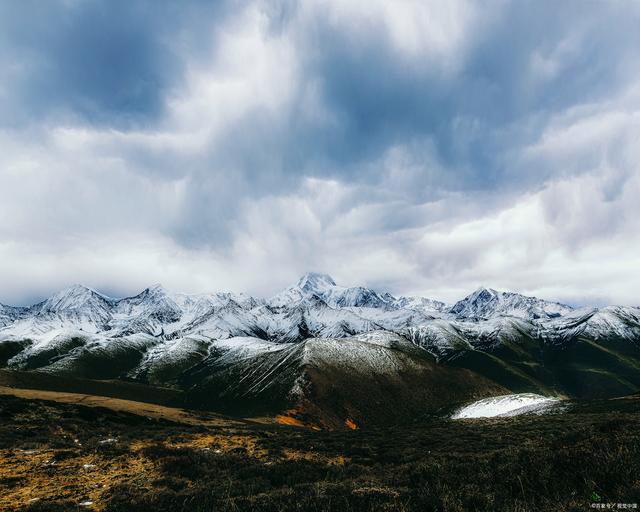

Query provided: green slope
[449,334,640,399]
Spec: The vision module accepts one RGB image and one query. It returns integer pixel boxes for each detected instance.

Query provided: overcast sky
[1,0,639,307]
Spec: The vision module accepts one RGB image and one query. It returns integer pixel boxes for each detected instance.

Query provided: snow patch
[451,393,561,419]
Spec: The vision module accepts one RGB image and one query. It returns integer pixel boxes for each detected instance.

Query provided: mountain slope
[1,274,639,426]
[180,332,506,427]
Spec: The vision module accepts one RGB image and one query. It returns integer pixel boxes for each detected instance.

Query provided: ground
[0,387,639,511]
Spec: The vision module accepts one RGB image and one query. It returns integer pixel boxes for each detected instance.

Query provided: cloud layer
[1,0,639,306]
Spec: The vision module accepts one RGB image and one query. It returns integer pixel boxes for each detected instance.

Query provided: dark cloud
[289,1,640,193]
[0,0,229,128]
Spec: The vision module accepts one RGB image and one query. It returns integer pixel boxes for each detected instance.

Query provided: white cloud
[309,0,488,70]
[168,3,301,138]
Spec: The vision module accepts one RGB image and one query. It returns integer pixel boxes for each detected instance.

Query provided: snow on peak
[36,284,112,313]
[296,273,337,293]
[15,284,117,332]
[450,287,572,320]
[468,287,498,303]
[392,296,450,315]
[286,273,398,310]
[477,286,497,296]
[141,283,170,297]
[269,273,339,308]
[114,285,182,323]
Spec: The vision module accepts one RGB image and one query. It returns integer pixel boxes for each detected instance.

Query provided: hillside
[1,390,639,511]
[1,274,639,426]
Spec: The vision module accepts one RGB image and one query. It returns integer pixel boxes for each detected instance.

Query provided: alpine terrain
[1,273,639,428]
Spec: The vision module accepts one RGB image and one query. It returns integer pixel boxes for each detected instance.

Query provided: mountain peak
[296,272,337,292]
[63,283,92,293]
[450,286,573,320]
[473,286,498,297]
[146,283,167,294]
[48,284,101,303]
[34,284,113,318]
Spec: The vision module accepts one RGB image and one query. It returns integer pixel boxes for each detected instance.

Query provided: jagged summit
[449,287,496,314]
[296,272,337,293]
[134,284,174,302]
[35,284,113,312]
[475,286,497,297]
[392,295,449,314]
[19,283,116,329]
[279,273,398,310]
[450,286,573,320]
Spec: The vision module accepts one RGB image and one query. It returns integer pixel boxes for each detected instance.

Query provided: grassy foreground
[0,391,639,512]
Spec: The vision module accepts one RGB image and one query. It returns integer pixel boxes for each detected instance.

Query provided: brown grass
[0,443,157,510]
[2,385,640,511]
[0,385,249,428]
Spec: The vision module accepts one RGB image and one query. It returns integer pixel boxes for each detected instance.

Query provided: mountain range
[1,273,639,428]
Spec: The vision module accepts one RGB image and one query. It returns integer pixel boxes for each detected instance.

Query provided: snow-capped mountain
[1,273,639,425]
[0,274,634,349]
[269,272,396,309]
[449,287,573,320]
[392,295,449,315]
[114,284,183,324]
[539,305,640,343]
[29,284,115,327]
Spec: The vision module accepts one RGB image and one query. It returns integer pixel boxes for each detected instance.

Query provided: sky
[1,0,639,307]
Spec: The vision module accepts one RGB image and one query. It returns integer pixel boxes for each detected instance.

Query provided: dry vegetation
[1,388,639,511]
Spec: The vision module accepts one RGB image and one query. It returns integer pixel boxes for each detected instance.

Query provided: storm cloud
[1,0,639,307]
